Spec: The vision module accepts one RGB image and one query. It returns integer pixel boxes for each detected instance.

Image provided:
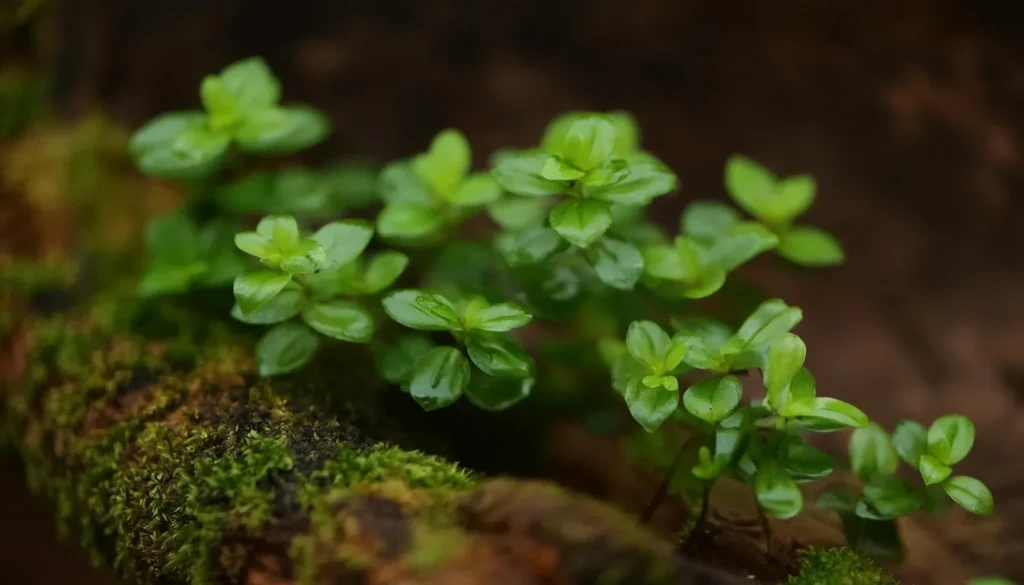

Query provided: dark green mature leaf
[490,149,567,197]
[918,454,952,486]
[234,106,329,154]
[234,270,293,315]
[256,322,320,376]
[784,437,835,481]
[755,460,803,519]
[374,335,435,385]
[465,373,533,411]
[145,213,200,265]
[585,237,644,290]
[624,381,679,432]
[408,346,471,410]
[231,281,305,324]
[377,203,444,240]
[586,153,677,205]
[891,420,928,467]
[311,220,374,270]
[549,198,613,248]
[944,476,993,515]
[849,423,899,480]
[611,354,648,394]
[382,290,462,331]
[927,414,975,466]
[862,475,923,518]
[682,375,743,424]
[302,301,374,343]
[496,226,567,266]
[778,226,845,267]
[466,332,532,378]
[137,263,208,297]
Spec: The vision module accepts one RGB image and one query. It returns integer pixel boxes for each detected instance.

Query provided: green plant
[127,57,992,564]
[232,215,406,376]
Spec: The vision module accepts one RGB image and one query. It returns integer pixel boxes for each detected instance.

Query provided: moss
[787,547,899,585]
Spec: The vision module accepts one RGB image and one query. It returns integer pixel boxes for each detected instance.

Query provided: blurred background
[3,0,1024,583]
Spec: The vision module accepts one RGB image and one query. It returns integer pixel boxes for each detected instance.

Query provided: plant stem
[641,433,694,524]
[694,481,711,536]
[756,502,774,556]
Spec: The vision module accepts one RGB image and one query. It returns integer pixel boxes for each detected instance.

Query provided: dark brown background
[4,0,1024,583]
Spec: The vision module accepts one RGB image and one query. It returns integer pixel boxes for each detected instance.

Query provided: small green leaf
[778,226,845,267]
[585,236,644,290]
[862,475,923,518]
[681,201,740,243]
[586,153,677,205]
[382,290,462,331]
[549,114,617,171]
[413,129,471,195]
[724,299,802,353]
[472,302,532,332]
[200,76,239,129]
[495,226,567,267]
[580,158,630,187]
[541,156,586,181]
[849,423,899,480]
[233,270,293,315]
[642,244,687,282]
[465,373,533,411]
[129,111,225,179]
[256,215,301,247]
[146,213,200,265]
[255,322,319,377]
[378,161,434,205]
[626,321,672,371]
[927,414,975,466]
[724,155,777,222]
[490,149,567,197]
[797,397,869,431]
[944,476,993,515]
[408,346,471,410]
[774,174,816,222]
[361,252,409,294]
[375,335,435,385]
[918,454,952,486]
[754,461,804,519]
[231,281,305,324]
[611,354,648,395]
[444,172,502,206]
[234,231,275,260]
[891,420,928,467]
[278,240,326,275]
[682,375,743,424]
[466,332,532,378]
[705,222,779,272]
[487,196,549,230]
[775,368,818,417]
[549,198,613,248]
[311,220,374,270]
[608,110,639,155]
[377,203,444,240]
[219,57,281,110]
[234,106,330,154]
[763,333,806,406]
[624,381,679,432]
[302,301,374,343]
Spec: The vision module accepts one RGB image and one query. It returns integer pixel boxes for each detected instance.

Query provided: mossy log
[1,280,768,585]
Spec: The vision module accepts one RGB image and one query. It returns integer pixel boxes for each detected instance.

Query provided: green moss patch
[788,547,899,585]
